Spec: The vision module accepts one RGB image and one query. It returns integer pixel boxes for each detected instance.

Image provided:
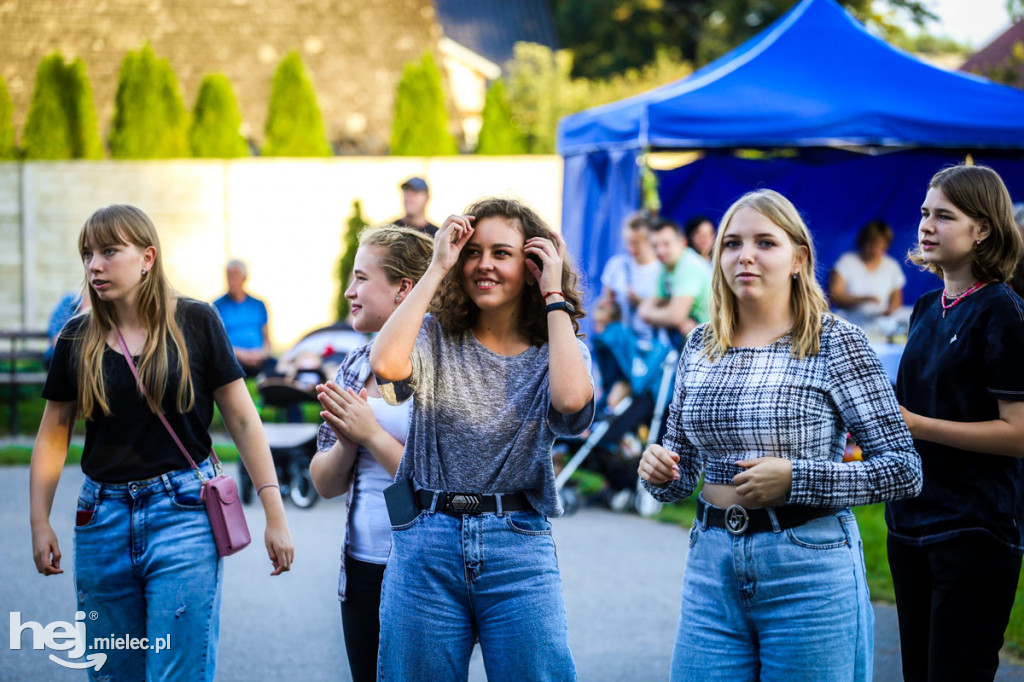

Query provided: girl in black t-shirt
[30,205,294,680]
[889,164,1024,681]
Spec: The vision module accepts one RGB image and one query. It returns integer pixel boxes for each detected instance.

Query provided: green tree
[976,41,1024,88]
[336,200,368,320]
[263,52,332,157]
[109,44,190,159]
[0,76,15,160]
[22,55,74,159]
[504,43,588,154]
[552,0,938,77]
[65,59,104,159]
[390,52,459,156]
[190,73,249,158]
[476,79,528,154]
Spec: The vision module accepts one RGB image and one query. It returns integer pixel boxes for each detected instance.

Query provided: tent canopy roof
[557,0,1024,156]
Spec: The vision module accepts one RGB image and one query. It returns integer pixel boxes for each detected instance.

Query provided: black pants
[340,555,387,682]
[888,534,1022,682]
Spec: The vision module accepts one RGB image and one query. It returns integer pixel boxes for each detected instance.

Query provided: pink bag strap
[116,328,222,483]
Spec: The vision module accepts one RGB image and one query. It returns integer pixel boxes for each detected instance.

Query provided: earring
[976,240,983,245]
[792,272,798,280]
[141,268,148,276]
[394,296,401,303]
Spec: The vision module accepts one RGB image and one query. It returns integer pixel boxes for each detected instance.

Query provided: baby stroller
[238,322,368,509]
[554,322,678,517]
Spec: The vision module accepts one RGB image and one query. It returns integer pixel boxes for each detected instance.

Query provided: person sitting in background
[598,212,661,342]
[638,218,712,343]
[393,177,439,236]
[213,259,275,377]
[684,215,716,262]
[828,220,905,331]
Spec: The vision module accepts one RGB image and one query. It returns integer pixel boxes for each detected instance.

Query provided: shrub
[65,59,104,159]
[109,44,190,159]
[190,73,249,158]
[390,51,458,156]
[336,200,368,320]
[0,76,18,160]
[476,79,528,155]
[22,55,73,159]
[262,52,332,157]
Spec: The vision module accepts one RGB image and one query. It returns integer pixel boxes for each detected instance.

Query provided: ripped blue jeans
[74,461,222,681]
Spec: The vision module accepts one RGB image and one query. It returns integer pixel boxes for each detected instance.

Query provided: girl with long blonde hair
[30,204,294,681]
[639,189,921,681]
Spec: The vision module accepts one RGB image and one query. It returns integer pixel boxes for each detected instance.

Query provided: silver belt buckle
[449,493,482,513]
[724,505,749,536]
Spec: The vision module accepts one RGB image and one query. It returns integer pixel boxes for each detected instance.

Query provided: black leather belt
[697,498,839,536]
[415,489,533,515]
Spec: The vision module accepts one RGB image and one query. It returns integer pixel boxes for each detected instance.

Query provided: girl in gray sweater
[371,197,594,681]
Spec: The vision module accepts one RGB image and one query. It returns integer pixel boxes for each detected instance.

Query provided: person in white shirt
[598,212,662,341]
[828,219,905,330]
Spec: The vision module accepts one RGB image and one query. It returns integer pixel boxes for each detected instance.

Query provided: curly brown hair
[431,197,586,345]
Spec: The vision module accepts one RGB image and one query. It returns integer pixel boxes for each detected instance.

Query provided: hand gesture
[32,522,64,576]
[264,518,294,576]
[525,229,567,294]
[733,457,792,507]
[638,444,680,485]
[317,383,380,446]
[433,215,476,273]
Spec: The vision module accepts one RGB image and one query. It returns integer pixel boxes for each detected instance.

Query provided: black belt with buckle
[697,498,839,536]
[415,489,533,515]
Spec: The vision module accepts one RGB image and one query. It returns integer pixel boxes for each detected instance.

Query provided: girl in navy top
[888,164,1024,681]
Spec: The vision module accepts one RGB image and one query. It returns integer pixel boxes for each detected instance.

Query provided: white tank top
[346,397,410,563]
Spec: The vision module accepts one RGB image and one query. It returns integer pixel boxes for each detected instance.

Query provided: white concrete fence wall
[0,157,563,349]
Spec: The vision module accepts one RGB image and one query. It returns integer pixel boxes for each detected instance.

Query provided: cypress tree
[22,54,73,159]
[336,200,368,320]
[263,52,332,157]
[390,52,458,156]
[476,79,527,155]
[109,44,190,159]
[0,76,18,160]
[190,73,249,158]
[64,58,103,159]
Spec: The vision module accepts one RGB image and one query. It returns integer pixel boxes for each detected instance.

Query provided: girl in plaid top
[639,189,920,682]
[309,224,433,682]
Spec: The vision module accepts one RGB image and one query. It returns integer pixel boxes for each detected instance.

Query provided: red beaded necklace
[940,281,986,318]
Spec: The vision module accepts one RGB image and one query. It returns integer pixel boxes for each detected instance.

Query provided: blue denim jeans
[377,507,577,681]
[74,461,222,682]
[671,502,873,682]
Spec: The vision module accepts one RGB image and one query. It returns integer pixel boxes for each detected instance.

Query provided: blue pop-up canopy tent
[557,0,1024,313]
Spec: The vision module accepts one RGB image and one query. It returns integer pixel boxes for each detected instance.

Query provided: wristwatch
[546,300,576,315]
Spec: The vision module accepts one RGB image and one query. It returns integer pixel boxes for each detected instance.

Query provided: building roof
[960,20,1024,85]
[433,0,559,70]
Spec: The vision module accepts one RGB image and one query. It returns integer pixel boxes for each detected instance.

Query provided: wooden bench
[0,330,50,435]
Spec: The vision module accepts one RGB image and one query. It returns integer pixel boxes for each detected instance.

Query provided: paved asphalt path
[3,464,1024,681]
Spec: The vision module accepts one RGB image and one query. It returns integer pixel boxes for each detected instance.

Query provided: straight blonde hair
[71,205,194,417]
[704,190,832,361]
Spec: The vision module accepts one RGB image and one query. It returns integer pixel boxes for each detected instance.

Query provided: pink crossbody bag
[117,330,251,557]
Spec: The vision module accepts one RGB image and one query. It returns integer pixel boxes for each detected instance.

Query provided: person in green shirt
[639,218,713,340]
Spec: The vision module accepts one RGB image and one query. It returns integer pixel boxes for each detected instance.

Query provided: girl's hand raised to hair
[525,230,567,294]
[433,215,475,272]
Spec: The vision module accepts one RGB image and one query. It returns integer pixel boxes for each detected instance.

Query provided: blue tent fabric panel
[655,150,1024,306]
[557,0,1024,154]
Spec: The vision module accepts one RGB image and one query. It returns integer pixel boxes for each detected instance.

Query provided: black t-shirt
[887,283,1024,552]
[393,217,439,237]
[42,298,245,482]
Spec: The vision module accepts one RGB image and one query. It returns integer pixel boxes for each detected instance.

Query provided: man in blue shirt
[213,259,274,377]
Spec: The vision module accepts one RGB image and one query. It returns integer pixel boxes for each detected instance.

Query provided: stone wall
[0,0,442,153]
[0,156,563,348]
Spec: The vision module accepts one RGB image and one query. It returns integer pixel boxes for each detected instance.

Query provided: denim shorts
[671,500,873,682]
[74,461,222,681]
